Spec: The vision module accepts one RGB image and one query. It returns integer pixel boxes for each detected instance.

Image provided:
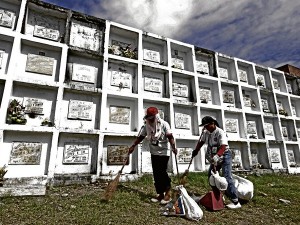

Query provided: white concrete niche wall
[218,56,237,82]
[250,142,269,169]
[267,142,286,169]
[260,91,277,115]
[276,94,292,117]
[170,42,194,72]
[142,34,168,67]
[224,112,246,140]
[9,82,57,127]
[60,90,101,131]
[290,97,300,118]
[174,139,197,173]
[17,39,62,82]
[271,70,287,93]
[237,61,256,86]
[195,50,215,77]
[256,67,272,90]
[106,59,137,94]
[221,82,242,109]
[0,80,4,106]
[245,114,264,139]
[103,96,138,133]
[198,78,221,106]
[173,105,199,137]
[286,144,300,173]
[228,141,249,171]
[24,4,67,43]
[241,86,260,113]
[142,66,169,99]
[66,52,103,89]
[102,135,137,175]
[55,133,98,174]
[280,119,297,142]
[172,72,196,104]
[0,36,14,76]
[263,116,281,141]
[1,130,52,178]
[199,108,223,129]
[0,0,20,31]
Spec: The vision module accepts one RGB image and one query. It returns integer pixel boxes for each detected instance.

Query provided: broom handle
[119,153,129,173]
[174,153,180,184]
[186,128,205,171]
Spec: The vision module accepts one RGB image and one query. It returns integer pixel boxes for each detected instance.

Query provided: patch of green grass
[0,172,300,225]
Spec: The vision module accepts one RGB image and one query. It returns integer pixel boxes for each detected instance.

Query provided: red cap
[145,107,158,119]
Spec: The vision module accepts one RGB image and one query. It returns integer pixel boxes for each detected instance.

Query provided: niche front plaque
[110,71,131,89]
[171,55,184,69]
[222,90,235,105]
[287,150,296,167]
[269,148,281,163]
[239,69,248,82]
[219,67,228,79]
[0,8,15,28]
[23,97,45,115]
[256,74,265,87]
[25,54,54,75]
[177,148,193,164]
[261,98,270,112]
[196,60,209,74]
[173,83,188,98]
[0,50,4,69]
[199,86,211,103]
[109,106,130,124]
[70,22,101,51]
[107,145,129,165]
[143,49,160,63]
[144,77,162,93]
[231,148,243,170]
[174,112,191,129]
[247,121,257,138]
[264,123,274,136]
[70,63,97,84]
[9,142,42,165]
[68,100,93,121]
[63,143,90,164]
[225,119,238,133]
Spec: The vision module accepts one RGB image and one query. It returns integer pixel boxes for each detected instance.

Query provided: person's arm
[128,135,145,154]
[192,140,205,157]
[166,133,177,154]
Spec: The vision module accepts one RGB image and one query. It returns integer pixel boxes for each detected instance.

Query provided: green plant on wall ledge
[41,118,54,127]
[6,99,27,125]
[108,44,138,60]
[0,164,8,187]
[257,80,263,86]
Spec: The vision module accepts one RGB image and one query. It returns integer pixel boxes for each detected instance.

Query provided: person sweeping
[192,116,241,209]
[128,107,177,204]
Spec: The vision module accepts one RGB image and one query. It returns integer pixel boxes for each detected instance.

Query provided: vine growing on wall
[6,99,27,125]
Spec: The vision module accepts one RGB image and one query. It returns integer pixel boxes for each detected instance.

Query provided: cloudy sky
[43,0,300,69]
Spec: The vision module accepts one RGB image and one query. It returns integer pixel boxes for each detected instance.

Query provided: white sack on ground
[232,174,254,201]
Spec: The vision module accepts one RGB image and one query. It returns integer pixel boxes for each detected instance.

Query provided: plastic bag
[232,174,254,201]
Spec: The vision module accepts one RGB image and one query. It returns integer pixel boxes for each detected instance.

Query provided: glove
[192,149,199,158]
[212,154,220,165]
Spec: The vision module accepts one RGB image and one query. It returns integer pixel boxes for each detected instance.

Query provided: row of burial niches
[22,2,105,53]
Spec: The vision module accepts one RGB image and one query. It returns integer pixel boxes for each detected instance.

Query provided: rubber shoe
[160,191,172,205]
[226,202,241,209]
[151,194,164,203]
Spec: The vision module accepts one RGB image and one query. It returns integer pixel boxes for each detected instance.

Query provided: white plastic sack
[176,185,203,221]
[209,171,228,191]
[232,174,254,201]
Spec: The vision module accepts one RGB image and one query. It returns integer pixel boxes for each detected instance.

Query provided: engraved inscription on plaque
[0,50,4,69]
[23,97,45,115]
[9,142,42,165]
[70,22,100,51]
[261,98,269,112]
[219,67,228,79]
[264,123,274,136]
[143,49,160,63]
[110,71,131,89]
[231,148,242,169]
[239,69,248,82]
[196,60,209,74]
[269,148,281,163]
[109,106,130,124]
[71,63,97,84]
[107,145,129,165]
[243,95,252,107]
[175,112,191,129]
[287,83,292,93]
[63,143,90,164]
[222,90,235,104]
[273,78,279,90]
[171,55,184,69]
[291,105,296,116]
[247,121,257,137]
[287,150,296,166]
[34,25,59,41]
[68,100,93,121]
[281,126,288,140]
[173,83,188,98]
[277,101,284,111]
[177,147,193,163]
[144,77,162,93]
[199,86,211,103]
[25,54,54,75]
[0,8,15,28]
[256,74,265,87]
[225,119,238,133]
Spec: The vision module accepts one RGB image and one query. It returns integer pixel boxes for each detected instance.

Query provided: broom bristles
[101,172,121,201]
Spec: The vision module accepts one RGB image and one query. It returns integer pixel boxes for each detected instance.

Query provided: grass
[0,172,300,225]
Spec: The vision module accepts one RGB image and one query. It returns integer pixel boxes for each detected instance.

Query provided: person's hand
[172,148,178,155]
[192,149,199,158]
[128,145,135,154]
[212,154,220,165]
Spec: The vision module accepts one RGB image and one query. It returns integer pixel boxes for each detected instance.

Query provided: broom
[101,153,129,201]
[179,129,205,185]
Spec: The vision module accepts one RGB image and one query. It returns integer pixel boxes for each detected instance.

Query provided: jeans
[151,154,171,194]
[208,150,239,202]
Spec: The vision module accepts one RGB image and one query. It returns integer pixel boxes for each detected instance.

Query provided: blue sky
[43,0,300,69]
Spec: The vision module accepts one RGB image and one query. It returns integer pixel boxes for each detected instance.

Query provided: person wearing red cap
[129,107,177,204]
[192,116,241,209]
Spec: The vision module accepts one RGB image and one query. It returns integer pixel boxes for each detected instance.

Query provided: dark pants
[208,150,238,202]
[151,154,171,194]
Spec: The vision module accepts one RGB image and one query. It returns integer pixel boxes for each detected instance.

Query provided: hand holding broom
[101,151,129,201]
